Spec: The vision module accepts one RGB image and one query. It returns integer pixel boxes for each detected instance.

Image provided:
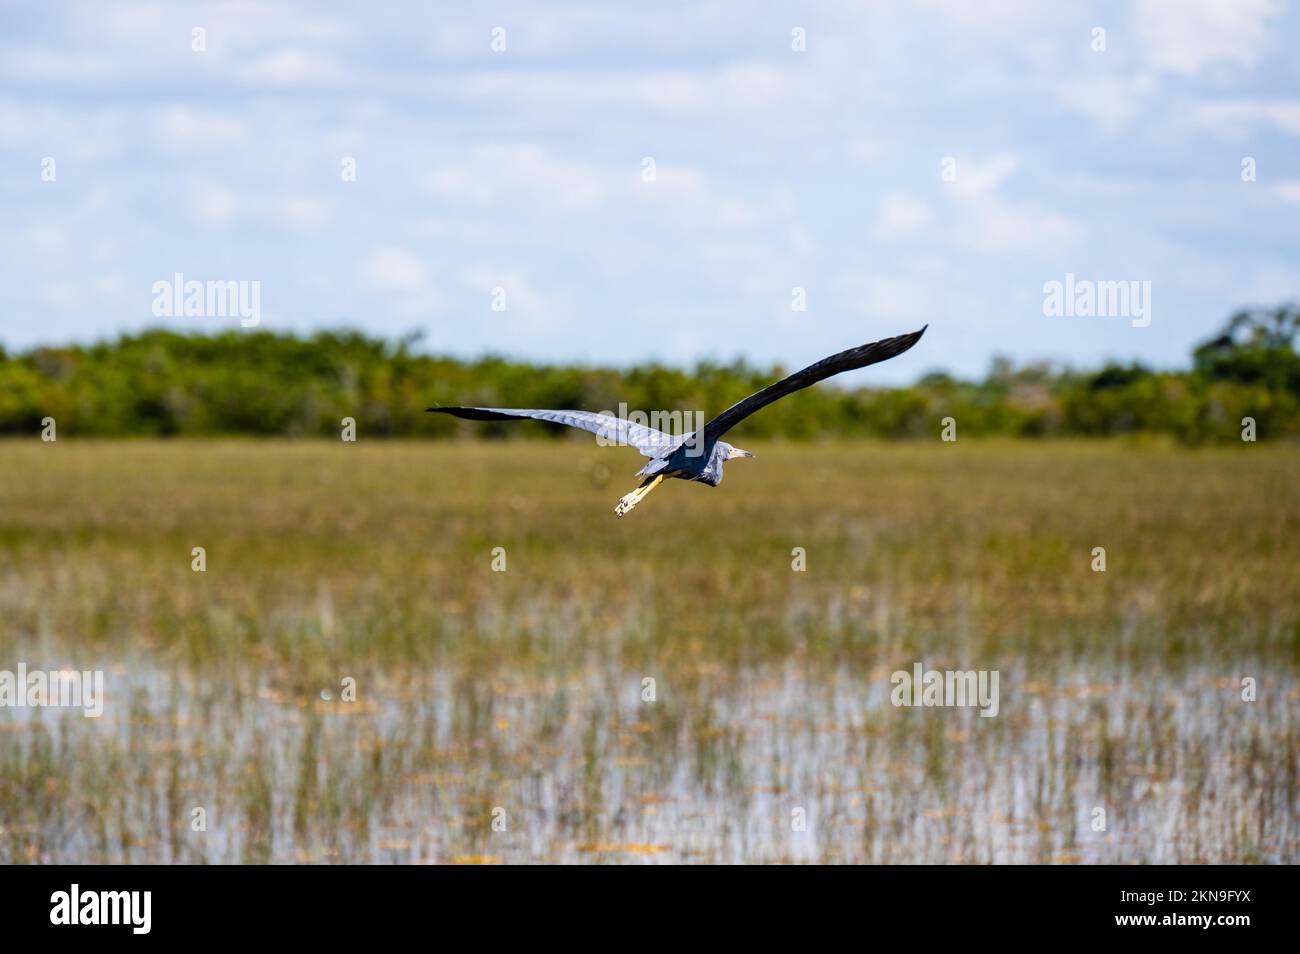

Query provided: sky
[2,0,1298,383]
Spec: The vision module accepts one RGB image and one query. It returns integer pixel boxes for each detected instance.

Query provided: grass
[0,437,1296,863]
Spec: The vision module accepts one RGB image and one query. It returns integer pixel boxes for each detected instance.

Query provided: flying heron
[428,326,926,516]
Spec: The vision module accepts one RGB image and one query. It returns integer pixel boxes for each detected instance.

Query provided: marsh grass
[0,439,1296,862]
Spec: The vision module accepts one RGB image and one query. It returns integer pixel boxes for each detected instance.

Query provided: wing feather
[426,406,680,459]
[701,327,927,444]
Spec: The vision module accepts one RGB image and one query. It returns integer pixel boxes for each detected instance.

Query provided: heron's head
[726,445,755,460]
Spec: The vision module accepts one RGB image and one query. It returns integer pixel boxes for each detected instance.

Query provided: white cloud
[91,240,118,264]
[239,49,338,86]
[365,247,428,292]
[944,154,1081,256]
[29,224,68,255]
[1057,74,1159,129]
[875,195,933,239]
[912,0,1059,39]
[155,107,250,151]
[451,63,813,117]
[961,202,1080,256]
[92,272,127,297]
[1276,181,1300,205]
[421,144,766,231]
[848,139,884,163]
[189,179,238,226]
[1135,0,1282,76]
[423,144,612,210]
[40,281,81,310]
[0,100,33,141]
[947,153,1019,200]
[279,195,335,230]
[1242,262,1300,302]
[837,272,933,323]
[644,166,764,230]
[3,48,117,82]
[787,224,816,258]
[1192,99,1300,137]
[462,267,553,323]
[100,1,348,50]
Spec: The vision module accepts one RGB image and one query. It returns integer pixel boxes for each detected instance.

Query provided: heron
[427,326,926,517]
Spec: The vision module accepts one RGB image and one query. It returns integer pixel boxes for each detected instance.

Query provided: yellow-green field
[1,439,1297,863]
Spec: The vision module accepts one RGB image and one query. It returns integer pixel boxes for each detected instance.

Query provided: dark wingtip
[892,325,926,355]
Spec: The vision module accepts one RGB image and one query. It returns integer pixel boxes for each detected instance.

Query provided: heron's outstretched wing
[425,406,680,458]
[702,326,927,444]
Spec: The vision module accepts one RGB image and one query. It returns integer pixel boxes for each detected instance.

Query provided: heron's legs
[614,473,665,517]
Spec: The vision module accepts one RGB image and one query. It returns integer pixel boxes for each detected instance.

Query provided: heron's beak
[731,448,755,459]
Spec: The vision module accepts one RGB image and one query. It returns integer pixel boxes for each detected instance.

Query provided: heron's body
[427,327,925,516]
[615,437,750,515]
[635,437,744,486]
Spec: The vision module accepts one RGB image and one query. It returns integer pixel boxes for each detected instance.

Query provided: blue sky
[2,0,1298,382]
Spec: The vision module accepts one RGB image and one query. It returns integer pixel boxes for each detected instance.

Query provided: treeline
[2,305,1297,442]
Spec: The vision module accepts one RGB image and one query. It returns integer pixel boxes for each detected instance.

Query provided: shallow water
[4,652,1293,864]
